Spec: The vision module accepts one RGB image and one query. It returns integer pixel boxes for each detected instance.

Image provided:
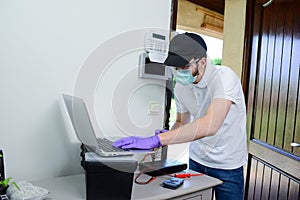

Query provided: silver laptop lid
[61,94,135,157]
[62,94,99,148]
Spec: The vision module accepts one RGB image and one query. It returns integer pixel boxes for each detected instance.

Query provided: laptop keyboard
[97,138,127,152]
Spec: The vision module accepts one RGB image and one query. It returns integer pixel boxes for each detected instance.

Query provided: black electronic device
[161,177,184,190]
[0,150,4,181]
[80,145,138,200]
[138,53,172,80]
[139,160,187,177]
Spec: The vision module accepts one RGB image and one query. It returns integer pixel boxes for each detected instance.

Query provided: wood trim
[200,23,223,35]
[195,7,224,20]
[249,140,300,180]
[241,0,254,98]
[187,0,224,15]
[171,0,178,31]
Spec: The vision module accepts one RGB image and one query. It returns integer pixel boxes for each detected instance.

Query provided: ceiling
[187,0,225,14]
[176,0,224,39]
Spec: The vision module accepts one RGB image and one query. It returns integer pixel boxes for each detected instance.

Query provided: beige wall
[222,0,247,78]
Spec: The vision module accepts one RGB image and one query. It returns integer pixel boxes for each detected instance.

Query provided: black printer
[80,144,138,200]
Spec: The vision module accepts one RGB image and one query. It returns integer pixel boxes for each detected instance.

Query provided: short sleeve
[174,84,189,113]
[213,66,241,104]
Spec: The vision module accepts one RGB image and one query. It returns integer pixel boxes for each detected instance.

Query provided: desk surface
[132,171,222,200]
[34,172,222,200]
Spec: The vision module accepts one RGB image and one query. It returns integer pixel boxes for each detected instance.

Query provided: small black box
[81,147,137,200]
[139,160,187,177]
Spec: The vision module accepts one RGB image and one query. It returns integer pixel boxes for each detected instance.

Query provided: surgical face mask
[172,68,197,85]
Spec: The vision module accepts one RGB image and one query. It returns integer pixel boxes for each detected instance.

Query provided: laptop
[61,94,134,157]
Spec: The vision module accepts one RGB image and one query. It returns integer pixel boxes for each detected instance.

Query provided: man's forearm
[171,121,182,130]
[158,114,219,146]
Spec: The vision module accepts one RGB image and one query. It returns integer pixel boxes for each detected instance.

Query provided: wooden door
[243,0,300,199]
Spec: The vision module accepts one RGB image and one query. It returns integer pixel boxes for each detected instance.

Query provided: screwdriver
[173,173,204,178]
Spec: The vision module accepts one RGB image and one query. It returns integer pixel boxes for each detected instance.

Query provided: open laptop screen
[62,94,99,148]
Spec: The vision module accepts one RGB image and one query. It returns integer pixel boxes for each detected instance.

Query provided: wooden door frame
[242,0,300,198]
[241,0,254,102]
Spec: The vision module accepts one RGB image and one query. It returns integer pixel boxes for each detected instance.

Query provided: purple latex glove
[112,135,162,150]
[154,129,168,135]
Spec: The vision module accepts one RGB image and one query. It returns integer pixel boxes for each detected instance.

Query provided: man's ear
[199,57,207,65]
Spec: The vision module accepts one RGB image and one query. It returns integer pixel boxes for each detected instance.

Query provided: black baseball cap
[164,32,207,67]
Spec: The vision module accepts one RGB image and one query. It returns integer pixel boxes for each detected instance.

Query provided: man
[113,32,248,200]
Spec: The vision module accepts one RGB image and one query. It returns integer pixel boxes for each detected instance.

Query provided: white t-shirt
[174,62,248,169]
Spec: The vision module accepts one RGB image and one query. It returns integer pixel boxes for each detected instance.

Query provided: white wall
[0,0,172,181]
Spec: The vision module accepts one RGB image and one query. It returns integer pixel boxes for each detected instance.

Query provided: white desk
[34,172,222,200]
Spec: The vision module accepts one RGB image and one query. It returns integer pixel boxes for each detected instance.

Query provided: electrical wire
[134,166,203,185]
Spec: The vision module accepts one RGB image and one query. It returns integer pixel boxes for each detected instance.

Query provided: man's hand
[112,135,162,150]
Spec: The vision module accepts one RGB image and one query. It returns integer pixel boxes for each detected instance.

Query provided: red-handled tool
[173,173,204,178]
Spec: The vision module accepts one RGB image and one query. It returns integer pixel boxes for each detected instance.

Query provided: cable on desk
[134,166,170,185]
[134,172,156,185]
[134,166,204,185]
